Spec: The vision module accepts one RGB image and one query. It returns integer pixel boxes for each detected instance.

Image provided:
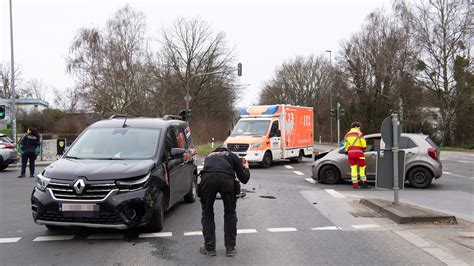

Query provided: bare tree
[53,86,84,113]
[67,5,151,116]
[24,78,49,100]
[395,0,471,145]
[0,62,22,99]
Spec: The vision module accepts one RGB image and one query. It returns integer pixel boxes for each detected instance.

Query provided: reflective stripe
[348,150,363,153]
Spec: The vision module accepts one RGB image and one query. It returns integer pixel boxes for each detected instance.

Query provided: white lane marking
[324,189,346,199]
[33,235,75,242]
[443,171,474,180]
[393,230,430,248]
[267,227,297,232]
[352,224,380,229]
[184,231,203,236]
[87,234,124,240]
[305,178,316,184]
[139,232,172,238]
[423,247,467,266]
[311,226,340,231]
[0,237,21,243]
[293,171,305,176]
[197,166,203,170]
[237,229,258,234]
[285,165,294,169]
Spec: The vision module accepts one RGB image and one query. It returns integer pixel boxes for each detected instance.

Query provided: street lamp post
[9,0,17,145]
[326,50,333,144]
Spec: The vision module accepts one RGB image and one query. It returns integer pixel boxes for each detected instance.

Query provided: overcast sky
[1,0,393,107]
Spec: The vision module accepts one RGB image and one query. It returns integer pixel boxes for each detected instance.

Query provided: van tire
[147,191,164,232]
[261,151,272,168]
[319,165,341,184]
[407,167,433,189]
[290,150,304,163]
[184,177,197,203]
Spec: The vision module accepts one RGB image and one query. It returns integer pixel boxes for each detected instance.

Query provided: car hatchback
[31,116,197,231]
[312,133,442,188]
[0,133,19,171]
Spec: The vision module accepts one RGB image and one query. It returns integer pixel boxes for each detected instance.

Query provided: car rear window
[399,137,417,149]
[0,136,12,143]
[425,137,439,149]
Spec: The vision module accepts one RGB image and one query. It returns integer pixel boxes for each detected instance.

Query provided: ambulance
[223,105,314,168]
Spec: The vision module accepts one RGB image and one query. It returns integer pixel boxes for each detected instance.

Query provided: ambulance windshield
[231,120,271,136]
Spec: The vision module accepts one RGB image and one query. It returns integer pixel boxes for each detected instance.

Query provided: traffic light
[186,108,192,120]
[0,105,5,119]
[330,107,336,118]
[237,63,242,77]
[340,108,345,118]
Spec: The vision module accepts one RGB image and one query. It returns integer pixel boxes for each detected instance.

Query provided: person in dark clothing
[199,147,250,257]
[18,128,41,178]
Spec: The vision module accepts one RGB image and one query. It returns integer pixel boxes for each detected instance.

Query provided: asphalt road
[0,152,471,265]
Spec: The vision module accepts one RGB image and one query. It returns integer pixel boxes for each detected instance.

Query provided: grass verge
[196,142,223,157]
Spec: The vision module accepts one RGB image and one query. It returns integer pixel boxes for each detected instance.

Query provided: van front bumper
[239,150,265,163]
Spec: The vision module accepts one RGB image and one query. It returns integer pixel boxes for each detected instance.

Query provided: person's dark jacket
[201,150,250,184]
[19,133,41,155]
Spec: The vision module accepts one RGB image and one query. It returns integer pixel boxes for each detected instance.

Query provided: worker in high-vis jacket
[344,122,370,189]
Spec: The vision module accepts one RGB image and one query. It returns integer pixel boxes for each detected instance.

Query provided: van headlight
[222,143,227,148]
[36,173,51,191]
[250,143,262,149]
[116,173,151,191]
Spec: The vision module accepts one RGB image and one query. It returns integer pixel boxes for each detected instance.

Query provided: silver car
[311,133,442,188]
[0,133,19,171]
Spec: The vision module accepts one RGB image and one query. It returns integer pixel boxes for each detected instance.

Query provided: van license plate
[60,203,99,212]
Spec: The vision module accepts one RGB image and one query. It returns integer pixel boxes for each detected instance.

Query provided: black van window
[165,128,178,159]
[270,121,279,137]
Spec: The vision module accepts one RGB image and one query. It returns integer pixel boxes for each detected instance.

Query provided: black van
[31,116,197,231]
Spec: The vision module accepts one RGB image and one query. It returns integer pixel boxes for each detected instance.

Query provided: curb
[360,198,457,224]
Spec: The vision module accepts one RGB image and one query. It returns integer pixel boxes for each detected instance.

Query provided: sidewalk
[6,160,56,169]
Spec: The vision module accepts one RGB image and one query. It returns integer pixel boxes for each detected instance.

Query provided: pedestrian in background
[344,122,370,189]
[18,128,41,178]
[198,147,250,257]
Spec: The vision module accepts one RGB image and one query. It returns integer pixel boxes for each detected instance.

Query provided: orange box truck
[223,105,314,168]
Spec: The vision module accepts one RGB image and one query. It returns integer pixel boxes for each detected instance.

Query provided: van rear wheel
[261,151,272,168]
[290,150,304,163]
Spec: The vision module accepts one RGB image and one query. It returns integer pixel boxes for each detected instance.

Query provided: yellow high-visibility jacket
[344,128,366,152]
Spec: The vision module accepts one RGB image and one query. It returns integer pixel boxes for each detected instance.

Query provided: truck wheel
[407,167,433,189]
[147,191,164,232]
[319,165,341,184]
[261,151,272,168]
[290,150,304,163]
[184,177,197,203]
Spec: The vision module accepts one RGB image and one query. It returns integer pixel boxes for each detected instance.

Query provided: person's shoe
[30,174,35,178]
[360,182,372,189]
[199,246,216,257]
[226,247,237,257]
[352,183,360,189]
[17,175,25,178]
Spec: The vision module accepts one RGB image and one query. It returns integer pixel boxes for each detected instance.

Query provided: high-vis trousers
[348,152,366,188]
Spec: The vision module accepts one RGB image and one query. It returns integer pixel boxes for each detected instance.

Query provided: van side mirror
[170,148,186,158]
[276,129,281,137]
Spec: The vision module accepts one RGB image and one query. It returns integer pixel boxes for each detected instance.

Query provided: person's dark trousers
[21,150,36,176]
[200,172,237,251]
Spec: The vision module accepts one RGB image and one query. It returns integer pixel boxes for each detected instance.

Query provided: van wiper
[64,155,82,159]
[94,158,125,160]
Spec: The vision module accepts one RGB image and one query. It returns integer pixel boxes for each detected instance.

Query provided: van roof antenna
[122,115,128,128]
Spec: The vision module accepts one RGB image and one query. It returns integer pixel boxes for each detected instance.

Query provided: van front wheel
[261,151,272,168]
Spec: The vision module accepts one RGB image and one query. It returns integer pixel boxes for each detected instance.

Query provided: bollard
[211,138,214,148]
[319,136,322,144]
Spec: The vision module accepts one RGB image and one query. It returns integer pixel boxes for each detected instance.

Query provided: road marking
[352,224,380,229]
[197,166,203,170]
[423,247,467,266]
[267,227,297,232]
[285,165,294,169]
[87,234,124,240]
[311,226,340,231]
[293,171,305,176]
[305,178,316,184]
[324,189,346,199]
[237,229,258,234]
[393,230,430,248]
[0,237,21,243]
[443,171,474,180]
[139,232,172,238]
[33,235,75,242]
[184,231,203,236]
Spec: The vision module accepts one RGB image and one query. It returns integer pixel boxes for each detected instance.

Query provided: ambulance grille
[227,144,249,152]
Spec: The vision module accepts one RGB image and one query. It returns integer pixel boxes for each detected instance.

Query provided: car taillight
[0,143,14,149]
[428,147,438,160]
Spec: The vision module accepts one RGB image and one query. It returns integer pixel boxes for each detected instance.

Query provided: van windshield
[231,120,271,136]
[66,128,161,160]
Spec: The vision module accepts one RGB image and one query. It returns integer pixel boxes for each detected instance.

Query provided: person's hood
[43,158,155,181]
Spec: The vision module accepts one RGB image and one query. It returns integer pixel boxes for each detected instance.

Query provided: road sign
[184,95,192,102]
[380,116,400,150]
[57,138,67,156]
[376,150,405,189]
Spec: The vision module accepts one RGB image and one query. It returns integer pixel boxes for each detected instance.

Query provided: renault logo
[73,179,86,194]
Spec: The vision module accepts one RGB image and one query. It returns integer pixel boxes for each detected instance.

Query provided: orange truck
[223,105,314,168]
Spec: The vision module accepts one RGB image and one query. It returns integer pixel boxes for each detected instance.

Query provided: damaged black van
[31,116,197,232]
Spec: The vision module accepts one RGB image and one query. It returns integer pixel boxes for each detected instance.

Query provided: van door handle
[407,152,415,155]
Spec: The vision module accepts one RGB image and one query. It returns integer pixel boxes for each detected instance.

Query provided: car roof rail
[109,114,133,119]
[163,115,184,121]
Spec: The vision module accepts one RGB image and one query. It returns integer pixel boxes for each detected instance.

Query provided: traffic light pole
[337,102,341,144]
[9,0,17,144]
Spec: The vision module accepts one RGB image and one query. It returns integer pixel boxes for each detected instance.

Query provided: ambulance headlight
[222,143,227,148]
[250,143,262,149]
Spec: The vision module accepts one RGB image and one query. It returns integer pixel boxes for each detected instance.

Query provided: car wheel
[290,150,304,163]
[261,151,272,168]
[147,191,164,232]
[319,165,341,184]
[407,166,433,188]
[45,224,64,230]
[184,176,197,203]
